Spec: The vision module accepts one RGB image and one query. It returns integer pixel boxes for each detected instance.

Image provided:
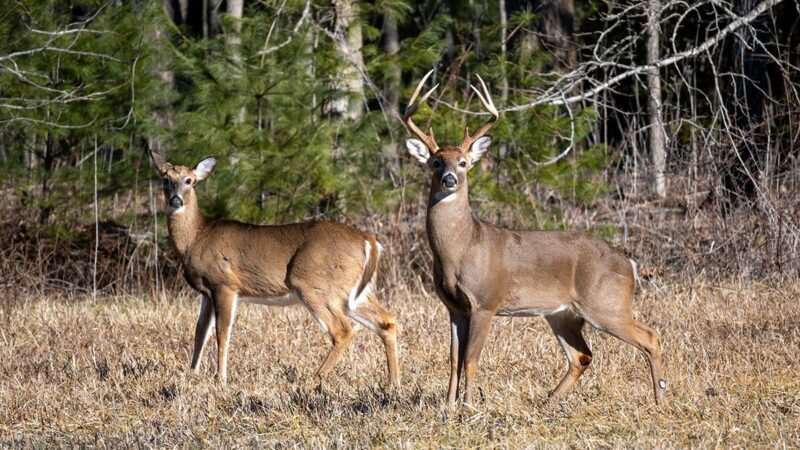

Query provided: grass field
[1,278,799,448]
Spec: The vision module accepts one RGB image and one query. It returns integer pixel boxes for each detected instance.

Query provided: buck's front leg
[212,288,239,384]
[447,311,469,409]
[190,294,215,373]
[462,309,495,410]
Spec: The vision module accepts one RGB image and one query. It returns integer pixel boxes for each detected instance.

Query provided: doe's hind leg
[545,311,593,402]
[298,288,356,383]
[348,294,400,388]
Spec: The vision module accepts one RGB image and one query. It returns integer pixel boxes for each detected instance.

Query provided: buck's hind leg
[582,275,667,407]
[602,318,667,407]
[190,294,216,373]
[545,311,592,402]
[347,293,401,388]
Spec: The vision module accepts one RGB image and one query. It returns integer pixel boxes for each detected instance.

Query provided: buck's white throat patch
[433,192,457,203]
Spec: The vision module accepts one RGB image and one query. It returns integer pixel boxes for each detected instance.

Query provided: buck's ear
[469,136,492,164]
[406,139,430,164]
[193,157,217,181]
[149,150,171,176]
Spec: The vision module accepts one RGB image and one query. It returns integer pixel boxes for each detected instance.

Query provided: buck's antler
[460,74,499,151]
[404,69,440,152]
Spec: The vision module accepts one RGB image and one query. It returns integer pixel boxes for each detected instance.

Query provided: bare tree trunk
[325,0,365,120]
[383,8,401,179]
[207,0,221,37]
[226,0,243,49]
[152,0,180,154]
[163,0,188,25]
[498,0,509,171]
[646,0,666,198]
[499,0,509,101]
[202,0,209,39]
[384,12,400,116]
[531,0,576,70]
[226,0,246,123]
[723,0,770,202]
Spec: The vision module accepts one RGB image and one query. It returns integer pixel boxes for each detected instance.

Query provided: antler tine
[405,69,435,114]
[473,74,498,115]
[462,74,499,151]
[404,69,439,151]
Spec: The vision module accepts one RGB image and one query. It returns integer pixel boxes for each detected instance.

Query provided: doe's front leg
[213,288,239,384]
[190,294,215,373]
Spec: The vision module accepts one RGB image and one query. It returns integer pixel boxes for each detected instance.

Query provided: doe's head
[150,151,216,212]
[404,70,498,195]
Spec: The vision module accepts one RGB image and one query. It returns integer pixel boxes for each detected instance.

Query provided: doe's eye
[433,160,442,169]
[185,179,192,185]
[459,161,467,168]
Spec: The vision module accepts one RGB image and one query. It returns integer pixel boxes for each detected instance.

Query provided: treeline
[1,0,798,294]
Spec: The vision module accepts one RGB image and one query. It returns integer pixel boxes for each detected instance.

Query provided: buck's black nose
[170,195,184,209]
[442,173,457,189]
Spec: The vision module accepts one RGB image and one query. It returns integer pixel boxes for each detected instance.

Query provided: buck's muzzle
[442,173,457,189]
[170,195,184,209]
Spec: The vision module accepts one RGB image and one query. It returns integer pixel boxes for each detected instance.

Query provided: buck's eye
[433,160,442,169]
[185,178,192,185]
[459,161,467,168]
[162,179,170,187]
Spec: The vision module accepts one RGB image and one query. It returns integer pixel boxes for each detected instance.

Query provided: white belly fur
[239,292,301,306]
[497,303,572,317]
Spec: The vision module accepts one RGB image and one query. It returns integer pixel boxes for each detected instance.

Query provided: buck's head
[150,151,217,213]
[405,70,498,199]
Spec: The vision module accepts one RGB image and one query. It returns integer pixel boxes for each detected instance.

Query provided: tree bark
[384,11,400,116]
[526,0,576,70]
[153,0,180,153]
[163,0,188,25]
[226,0,244,49]
[226,0,246,123]
[646,0,666,198]
[325,0,365,120]
[382,7,401,179]
[498,0,509,170]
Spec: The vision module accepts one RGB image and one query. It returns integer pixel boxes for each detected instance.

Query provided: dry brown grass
[1,278,799,448]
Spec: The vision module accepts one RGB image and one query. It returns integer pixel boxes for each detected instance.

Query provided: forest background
[1,0,798,294]
[0,0,799,446]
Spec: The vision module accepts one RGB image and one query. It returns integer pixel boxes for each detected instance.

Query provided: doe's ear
[405,139,430,164]
[469,136,492,165]
[149,150,171,176]
[193,157,217,181]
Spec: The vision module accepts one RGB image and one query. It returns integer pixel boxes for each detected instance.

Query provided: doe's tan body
[151,152,399,387]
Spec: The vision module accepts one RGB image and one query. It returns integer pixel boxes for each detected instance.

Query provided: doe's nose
[170,195,184,209]
[442,173,457,189]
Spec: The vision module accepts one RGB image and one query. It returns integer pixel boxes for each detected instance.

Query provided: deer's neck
[426,186,476,268]
[166,191,207,257]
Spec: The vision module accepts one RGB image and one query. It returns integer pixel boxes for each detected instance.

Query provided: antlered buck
[150,151,399,388]
[404,70,667,409]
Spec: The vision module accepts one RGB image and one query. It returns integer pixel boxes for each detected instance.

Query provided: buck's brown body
[428,193,636,318]
[151,152,399,387]
[405,70,666,410]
